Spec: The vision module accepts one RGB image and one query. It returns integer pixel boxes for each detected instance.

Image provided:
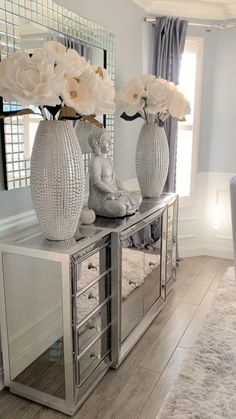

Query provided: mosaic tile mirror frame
[0,0,115,190]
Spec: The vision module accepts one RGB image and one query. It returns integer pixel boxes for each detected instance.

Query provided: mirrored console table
[92,193,178,366]
[0,193,178,415]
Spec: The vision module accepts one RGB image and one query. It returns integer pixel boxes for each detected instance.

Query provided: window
[176,37,203,206]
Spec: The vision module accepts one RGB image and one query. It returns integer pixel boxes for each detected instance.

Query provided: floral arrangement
[0,41,115,123]
[117,74,190,124]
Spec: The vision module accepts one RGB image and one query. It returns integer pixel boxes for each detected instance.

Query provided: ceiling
[133,0,236,21]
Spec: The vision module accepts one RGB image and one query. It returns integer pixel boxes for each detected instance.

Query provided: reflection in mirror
[2,18,106,190]
[3,252,65,399]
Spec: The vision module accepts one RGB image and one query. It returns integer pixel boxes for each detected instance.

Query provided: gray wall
[54,0,148,182]
[188,25,236,173]
[0,0,148,220]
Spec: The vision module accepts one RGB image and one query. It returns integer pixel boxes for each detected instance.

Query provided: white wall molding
[0,210,37,239]
[179,171,234,260]
[179,244,233,260]
[133,0,236,20]
[123,173,234,260]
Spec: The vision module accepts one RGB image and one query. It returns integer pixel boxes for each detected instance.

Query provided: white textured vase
[31,120,85,241]
[136,123,169,199]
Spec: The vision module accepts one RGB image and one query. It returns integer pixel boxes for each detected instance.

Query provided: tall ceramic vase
[136,122,169,199]
[31,120,85,241]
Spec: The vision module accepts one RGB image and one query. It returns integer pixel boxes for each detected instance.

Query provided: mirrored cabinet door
[120,243,144,342]
[120,213,164,343]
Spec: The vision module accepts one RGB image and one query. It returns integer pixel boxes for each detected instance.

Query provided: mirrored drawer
[76,274,111,325]
[77,302,111,354]
[78,328,111,386]
[76,251,100,292]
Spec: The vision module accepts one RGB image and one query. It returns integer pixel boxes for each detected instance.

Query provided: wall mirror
[0,0,114,191]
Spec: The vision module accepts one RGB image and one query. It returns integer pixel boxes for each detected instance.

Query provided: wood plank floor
[0,256,232,419]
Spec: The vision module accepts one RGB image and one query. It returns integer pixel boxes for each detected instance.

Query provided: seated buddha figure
[88,127,142,218]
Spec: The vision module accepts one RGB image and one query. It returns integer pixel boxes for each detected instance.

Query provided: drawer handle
[88,262,98,271]
[86,324,101,332]
[88,292,98,301]
[90,352,101,360]
[129,280,139,288]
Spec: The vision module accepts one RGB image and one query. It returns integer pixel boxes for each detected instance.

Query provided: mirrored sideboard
[0,193,178,415]
[108,193,178,366]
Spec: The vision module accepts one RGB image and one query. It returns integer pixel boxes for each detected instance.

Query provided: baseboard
[179,245,233,260]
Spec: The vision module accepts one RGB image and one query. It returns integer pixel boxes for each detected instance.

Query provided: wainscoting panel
[179,172,234,260]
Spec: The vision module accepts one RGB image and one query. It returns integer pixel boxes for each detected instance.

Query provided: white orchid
[0,41,116,120]
[118,74,190,123]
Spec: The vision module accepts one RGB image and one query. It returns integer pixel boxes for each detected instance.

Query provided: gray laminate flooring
[0,256,232,419]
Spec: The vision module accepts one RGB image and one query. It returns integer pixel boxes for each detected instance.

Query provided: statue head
[88,126,111,156]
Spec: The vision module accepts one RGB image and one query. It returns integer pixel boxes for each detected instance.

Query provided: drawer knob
[88,292,98,301]
[90,352,101,360]
[86,324,100,332]
[88,262,98,271]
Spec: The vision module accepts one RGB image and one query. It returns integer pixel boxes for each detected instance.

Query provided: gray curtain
[153,17,188,192]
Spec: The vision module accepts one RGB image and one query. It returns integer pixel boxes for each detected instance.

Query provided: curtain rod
[145,17,236,30]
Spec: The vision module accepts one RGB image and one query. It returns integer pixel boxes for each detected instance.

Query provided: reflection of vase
[31,121,85,241]
[136,123,169,199]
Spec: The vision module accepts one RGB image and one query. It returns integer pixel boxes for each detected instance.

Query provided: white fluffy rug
[157,266,236,419]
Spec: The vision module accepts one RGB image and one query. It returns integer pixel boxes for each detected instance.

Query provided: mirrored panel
[120,217,162,342]
[3,252,65,399]
[0,0,114,190]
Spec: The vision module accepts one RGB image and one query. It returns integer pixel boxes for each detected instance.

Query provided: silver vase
[31,120,85,241]
[136,123,169,199]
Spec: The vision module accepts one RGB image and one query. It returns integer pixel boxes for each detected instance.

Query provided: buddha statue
[88,127,142,218]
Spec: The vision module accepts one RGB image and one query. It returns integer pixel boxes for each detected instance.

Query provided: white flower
[63,49,89,78]
[62,71,97,115]
[0,49,66,106]
[145,78,173,114]
[118,74,190,121]
[138,74,156,89]
[44,41,66,59]
[118,77,145,116]
[168,89,191,119]
[92,66,116,115]
[44,42,89,78]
